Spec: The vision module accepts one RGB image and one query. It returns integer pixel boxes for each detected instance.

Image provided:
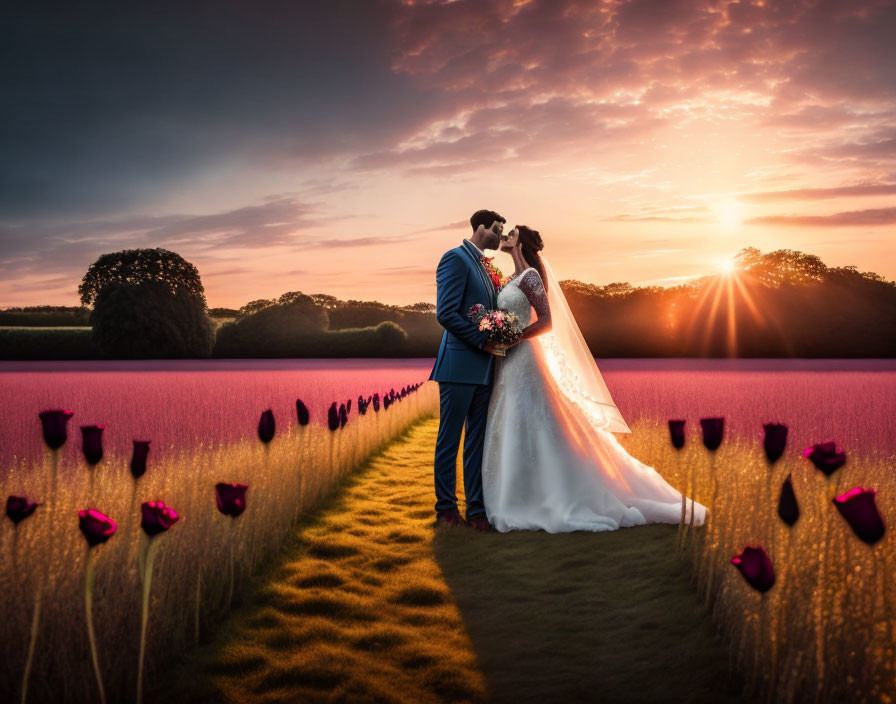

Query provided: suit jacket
[429,240,497,385]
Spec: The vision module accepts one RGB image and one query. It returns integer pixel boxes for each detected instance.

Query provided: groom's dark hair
[470,209,505,232]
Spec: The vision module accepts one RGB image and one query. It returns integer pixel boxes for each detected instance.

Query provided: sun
[716,258,736,275]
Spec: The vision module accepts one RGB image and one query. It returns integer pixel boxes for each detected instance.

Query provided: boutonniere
[480,256,507,292]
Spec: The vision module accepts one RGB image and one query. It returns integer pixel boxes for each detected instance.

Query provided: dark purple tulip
[295,399,310,427]
[78,509,117,547]
[6,495,39,524]
[257,409,275,443]
[372,393,381,412]
[699,417,724,451]
[763,423,788,465]
[804,441,846,476]
[668,420,686,450]
[731,546,775,592]
[328,402,339,431]
[215,483,248,518]
[346,399,352,413]
[140,501,179,537]
[80,425,105,465]
[383,395,392,410]
[833,487,885,545]
[777,473,799,526]
[39,409,74,450]
[131,440,150,479]
[339,403,348,428]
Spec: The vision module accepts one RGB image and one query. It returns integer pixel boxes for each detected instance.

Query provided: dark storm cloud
[0,0,457,220]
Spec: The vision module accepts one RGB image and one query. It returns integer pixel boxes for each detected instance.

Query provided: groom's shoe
[435,508,465,527]
[466,514,496,533]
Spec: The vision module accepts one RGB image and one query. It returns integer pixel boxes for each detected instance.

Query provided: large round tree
[81,249,214,358]
[79,248,207,307]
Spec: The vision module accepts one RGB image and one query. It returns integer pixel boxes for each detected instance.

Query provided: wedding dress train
[482,266,707,533]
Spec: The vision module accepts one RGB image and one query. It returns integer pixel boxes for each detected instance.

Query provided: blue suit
[429,240,497,518]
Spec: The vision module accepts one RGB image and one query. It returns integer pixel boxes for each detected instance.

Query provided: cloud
[741,184,896,201]
[745,207,896,227]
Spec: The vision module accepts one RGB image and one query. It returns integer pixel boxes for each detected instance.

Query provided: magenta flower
[731,546,775,592]
[257,409,275,444]
[763,423,788,465]
[215,483,248,518]
[79,509,117,547]
[6,495,39,524]
[80,425,105,465]
[140,501,179,537]
[131,440,151,479]
[804,441,846,476]
[295,399,310,427]
[668,420,686,450]
[699,417,724,451]
[833,487,885,545]
[39,409,74,450]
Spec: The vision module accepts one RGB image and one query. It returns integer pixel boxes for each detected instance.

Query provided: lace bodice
[498,268,550,333]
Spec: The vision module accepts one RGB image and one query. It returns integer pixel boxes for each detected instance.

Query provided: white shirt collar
[463,238,485,253]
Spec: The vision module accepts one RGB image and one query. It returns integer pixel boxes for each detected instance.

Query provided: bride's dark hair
[515,225,547,291]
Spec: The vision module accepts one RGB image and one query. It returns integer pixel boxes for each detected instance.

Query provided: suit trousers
[433,381,492,518]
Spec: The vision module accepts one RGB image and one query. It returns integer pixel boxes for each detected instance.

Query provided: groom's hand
[482,341,508,355]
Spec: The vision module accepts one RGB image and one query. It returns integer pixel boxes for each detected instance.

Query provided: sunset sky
[1,0,894,308]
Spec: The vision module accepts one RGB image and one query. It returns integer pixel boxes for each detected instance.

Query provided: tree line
[1,246,894,359]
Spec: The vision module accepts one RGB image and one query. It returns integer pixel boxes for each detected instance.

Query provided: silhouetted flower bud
[777,473,799,526]
[295,399,310,427]
[6,495,39,524]
[731,546,775,592]
[39,409,74,450]
[328,402,339,431]
[804,441,846,476]
[79,509,117,547]
[131,440,150,479]
[215,483,248,518]
[699,417,724,451]
[833,487,885,545]
[346,399,352,413]
[339,403,348,428]
[763,423,788,465]
[372,394,381,412]
[258,409,275,443]
[668,420,686,450]
[81,425,105,465]
[140,501,179,537]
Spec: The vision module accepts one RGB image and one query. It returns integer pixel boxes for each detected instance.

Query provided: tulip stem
[227,521,237,609]
[676,452,686,550]
[194,570,201,644]
[20,560,40,704]
[136,537,158,704]
[84,547,106,704]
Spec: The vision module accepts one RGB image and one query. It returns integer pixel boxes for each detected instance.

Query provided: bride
[482,225,707,533]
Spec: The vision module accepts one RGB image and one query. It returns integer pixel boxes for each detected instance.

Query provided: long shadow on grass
[433,523,747,704]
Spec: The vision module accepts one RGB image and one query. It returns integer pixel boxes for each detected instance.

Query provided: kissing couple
[429,209,707,533]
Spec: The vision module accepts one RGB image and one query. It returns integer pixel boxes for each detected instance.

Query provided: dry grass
[619,419,896,704]
[157,419,744,704]
[0,385,437,704]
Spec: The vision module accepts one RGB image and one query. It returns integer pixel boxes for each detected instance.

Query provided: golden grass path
[156,419,746,704]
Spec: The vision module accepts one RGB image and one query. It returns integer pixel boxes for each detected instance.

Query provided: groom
[429,209,506,531]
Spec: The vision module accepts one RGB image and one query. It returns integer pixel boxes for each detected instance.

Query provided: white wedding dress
[482,266,707,533]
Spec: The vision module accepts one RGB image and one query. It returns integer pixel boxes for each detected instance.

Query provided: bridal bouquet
[469,303,522,355]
